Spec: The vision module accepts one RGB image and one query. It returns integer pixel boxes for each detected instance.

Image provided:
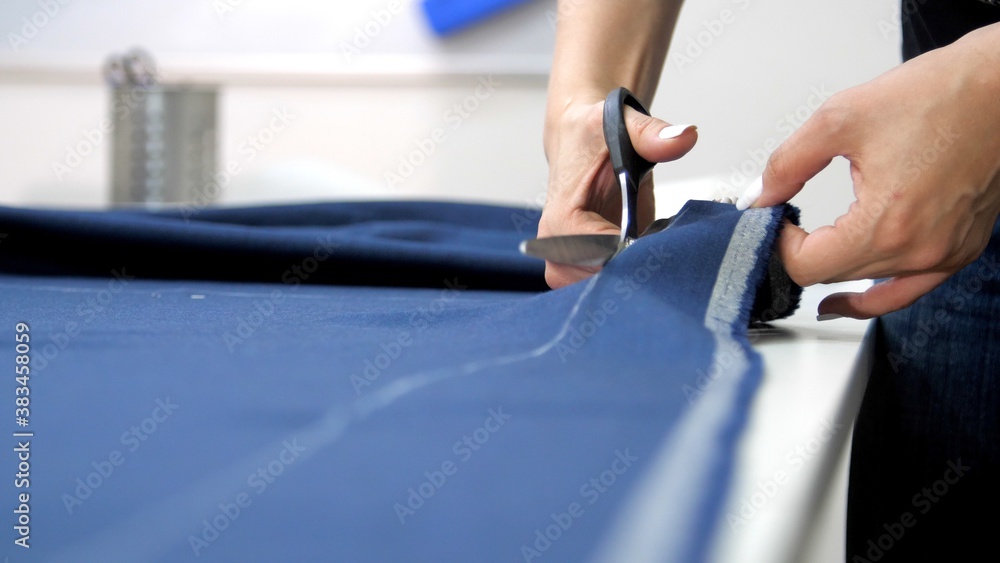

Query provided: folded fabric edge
[748,204,803,325]
[588,204,789,562]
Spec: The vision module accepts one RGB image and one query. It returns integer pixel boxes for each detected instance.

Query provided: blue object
[0,199,796,561]
[421,0,536,35]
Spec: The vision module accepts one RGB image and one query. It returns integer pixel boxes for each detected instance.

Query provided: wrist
[543,90,606,158]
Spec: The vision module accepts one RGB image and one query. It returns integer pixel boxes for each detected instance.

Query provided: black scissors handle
[603,87,655,241]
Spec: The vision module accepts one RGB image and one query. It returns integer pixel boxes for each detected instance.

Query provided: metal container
[106,49,218,206]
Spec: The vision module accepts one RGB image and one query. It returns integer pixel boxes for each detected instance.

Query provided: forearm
[545,0,685,146]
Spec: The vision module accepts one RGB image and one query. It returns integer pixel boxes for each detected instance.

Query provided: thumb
[740,110,845,210]
[623,106,698,165]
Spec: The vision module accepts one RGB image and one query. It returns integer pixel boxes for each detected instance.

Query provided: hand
[538,96,698,288]
[748,24,1000,319]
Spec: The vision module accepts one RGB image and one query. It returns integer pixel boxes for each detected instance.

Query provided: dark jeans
[846,218,1000,562]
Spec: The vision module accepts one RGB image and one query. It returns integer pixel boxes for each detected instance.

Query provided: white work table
[710,280,874,563]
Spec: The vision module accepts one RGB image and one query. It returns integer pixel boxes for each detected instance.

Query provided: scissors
[520,87,677,267]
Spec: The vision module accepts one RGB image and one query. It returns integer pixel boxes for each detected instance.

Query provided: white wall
[0,0,902,234]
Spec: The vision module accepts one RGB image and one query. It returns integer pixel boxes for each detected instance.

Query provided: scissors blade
[519,234,622,267]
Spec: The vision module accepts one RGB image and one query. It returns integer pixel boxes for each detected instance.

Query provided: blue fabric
[0,202,546,291]
[0,200,794,562]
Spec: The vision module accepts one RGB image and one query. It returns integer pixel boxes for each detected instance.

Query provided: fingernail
[816,313,844,321]
[736,176,763,211]
[659,124,696,140]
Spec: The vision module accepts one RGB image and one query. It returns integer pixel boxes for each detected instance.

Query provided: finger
[774,190,918,286]
[623,107,698,165]
[776,220,868,286]
[817,271,951,320]
[545,263,601,289]
[542,210,621,289]
[749,106,848,209]
[777,205,943,287]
